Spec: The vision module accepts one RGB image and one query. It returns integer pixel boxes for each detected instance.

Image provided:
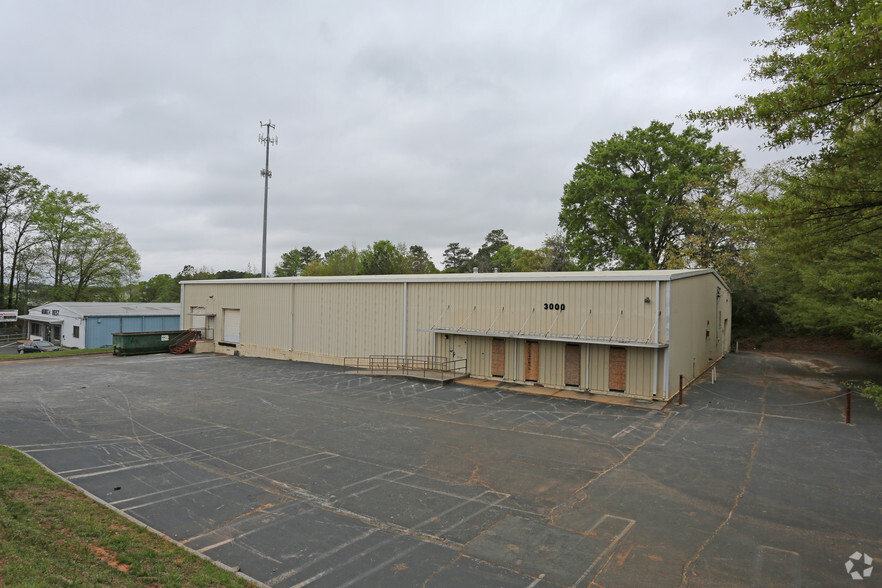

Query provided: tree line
[273,230,576,278]
[0,165,140,311]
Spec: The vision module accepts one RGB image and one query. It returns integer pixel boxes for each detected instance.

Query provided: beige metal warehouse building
[180,269,730,401]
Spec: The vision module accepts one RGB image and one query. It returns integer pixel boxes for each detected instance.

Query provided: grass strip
[0,445,254,587]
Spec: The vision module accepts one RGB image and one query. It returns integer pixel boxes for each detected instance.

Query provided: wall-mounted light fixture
[644,297,651,303]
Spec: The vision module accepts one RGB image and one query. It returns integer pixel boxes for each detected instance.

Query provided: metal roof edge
[180,269,718,286]
[668,268,730,292]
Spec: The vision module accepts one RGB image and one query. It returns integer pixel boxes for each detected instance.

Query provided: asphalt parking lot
[1,350,880,587]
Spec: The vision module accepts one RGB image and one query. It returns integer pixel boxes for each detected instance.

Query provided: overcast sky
[1,1,792,279]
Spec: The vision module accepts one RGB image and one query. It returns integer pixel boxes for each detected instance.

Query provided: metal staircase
[169,330,201,354]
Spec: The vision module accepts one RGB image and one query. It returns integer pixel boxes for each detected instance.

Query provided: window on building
[52,310,59,316]
[73,326,80,338]
[41,309,49,315]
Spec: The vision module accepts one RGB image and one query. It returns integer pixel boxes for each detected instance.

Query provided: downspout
[652,280,659,397]
[664,280,671,399]
[289,283,295,352]
[403,282,408,355]
[179,284,185,329]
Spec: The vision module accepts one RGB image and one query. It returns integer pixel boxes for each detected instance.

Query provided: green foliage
[360,240,408,275]
[0,164,47,309]
[541,231,578,271]
[174,264,216,282]
[302,245,361,276]
[854,381,882,411]
[685,0,882,347]
[407,245,438,273]
[559,121,743,270]
[274,246,319,277]
[66,221,141,301]
[215,269,259,279]
[134,273,180,302]
[688,0,882,153]
[442,242,473,272]
[473,229,510,272]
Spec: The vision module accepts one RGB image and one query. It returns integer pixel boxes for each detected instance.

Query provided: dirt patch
[785,357,837,374]
[89,544,130,573]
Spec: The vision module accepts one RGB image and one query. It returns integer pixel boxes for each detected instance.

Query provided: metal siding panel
[589,344,608,392]
[143,316,165,331]
[565,344,580,387]
[86,317,121,348]
[121,317,143,332]
[524,341,539,381]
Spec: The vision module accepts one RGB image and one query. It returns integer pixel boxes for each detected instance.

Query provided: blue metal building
[23,302,180,349]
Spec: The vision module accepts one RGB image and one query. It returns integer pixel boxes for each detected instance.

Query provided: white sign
[161,334,169,342]
[0,310,18,323]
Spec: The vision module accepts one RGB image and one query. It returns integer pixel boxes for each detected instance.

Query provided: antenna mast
[259,120,278,278]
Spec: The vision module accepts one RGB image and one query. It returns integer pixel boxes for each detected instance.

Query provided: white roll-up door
[223,309,240,343]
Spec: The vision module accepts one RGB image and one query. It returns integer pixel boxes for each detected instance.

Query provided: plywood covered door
[608,347,626,391]
[524,341,539,382]
[491,338,505,377]
[565,344,581,387]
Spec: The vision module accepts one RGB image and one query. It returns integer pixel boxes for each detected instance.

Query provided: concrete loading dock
[180,270,731,401]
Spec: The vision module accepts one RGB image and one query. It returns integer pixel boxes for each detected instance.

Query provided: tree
[687,0,882,347]
[541,231,577,271]
[406,245,437,274]
[0,164,47,308]
[274,246,320,277]
[688,0,882,154]
[302,246,361,276]
[175,265,216,282]
[442,242,473,272]
[215,269,259,279]
[360,240,407,275]
[491,244,546,272]
[472,229,509,272]
[135,273,180,302]
[559,121,742,270]
[35,189,100,298]
[65,221,141,301]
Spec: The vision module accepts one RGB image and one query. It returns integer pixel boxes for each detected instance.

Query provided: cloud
[1,0,793,279]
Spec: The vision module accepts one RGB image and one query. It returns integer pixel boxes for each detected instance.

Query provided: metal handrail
[170,329,202,349]
[343,354,467,378]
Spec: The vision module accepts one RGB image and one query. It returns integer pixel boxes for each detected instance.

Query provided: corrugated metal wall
[180,273,729,400]
[408,280,660,344]
[668,273,731,391]
[84,315,179,348]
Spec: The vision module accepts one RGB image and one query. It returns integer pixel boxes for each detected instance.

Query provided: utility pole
[259,120,278,278]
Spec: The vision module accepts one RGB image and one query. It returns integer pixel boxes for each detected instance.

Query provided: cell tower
[259,120,278,278]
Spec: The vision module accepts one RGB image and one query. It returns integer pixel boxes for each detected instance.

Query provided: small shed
[23,302,180,349]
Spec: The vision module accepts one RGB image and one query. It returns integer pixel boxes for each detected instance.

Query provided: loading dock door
[565,344,581,387]
[223,309,241,343]
[609,347,626,391]
[491,338,505,377]
[524,341,539,382]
